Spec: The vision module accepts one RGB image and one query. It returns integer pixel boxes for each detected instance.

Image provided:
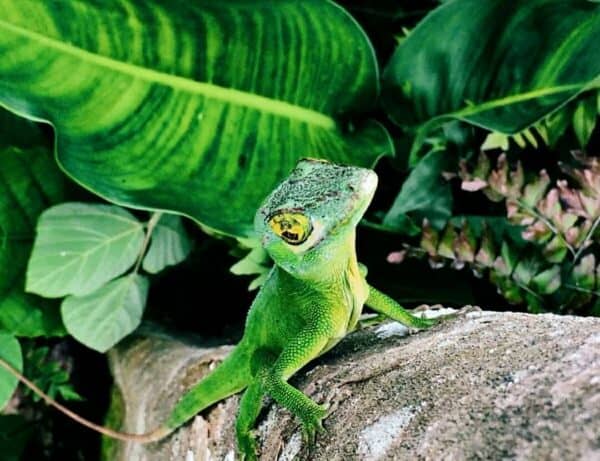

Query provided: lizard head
[255,158,377,279]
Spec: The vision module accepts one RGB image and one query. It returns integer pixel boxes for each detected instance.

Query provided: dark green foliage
[0,0,598,458]
[21,344,81,403]
[382,0,600,162]
[399,151,600,314]
[0,415,32,461]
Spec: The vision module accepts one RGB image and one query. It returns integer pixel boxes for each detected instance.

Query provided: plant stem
[133,212,163,274]
[572,216,600,264]
[512,278,543,302]
[515,199,575,257]
[563,283,600,297]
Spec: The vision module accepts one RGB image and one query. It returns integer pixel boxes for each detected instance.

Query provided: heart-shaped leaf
[382,0,600,160]
[142,214,191,274]
[0,0,392,238]
[61,274,148,352]
[0,332,22,410]
[26,203,144,298]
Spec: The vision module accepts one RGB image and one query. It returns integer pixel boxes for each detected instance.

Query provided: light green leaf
[142,214,191,274]
[0,0,392,238]
[230,247,271,277]
[531,265,561,295]
[230,237,272,291]
[0,332,22,410]
[513,257,541,286]
[383,149,452,231]
[544,106,574,147]
[482,123,552,152]
[0,140,66,338]
[382,0,600,161]
[26,203,144,298]
[248,273,270,292]
[573,95,598,147]
[481,132,509,151]
[61,274,148,352]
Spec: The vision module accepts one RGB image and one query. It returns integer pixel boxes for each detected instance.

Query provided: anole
[0,158,438,460]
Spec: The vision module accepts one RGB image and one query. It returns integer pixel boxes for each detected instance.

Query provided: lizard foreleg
[260,323,330,443]
[366,285,436,329]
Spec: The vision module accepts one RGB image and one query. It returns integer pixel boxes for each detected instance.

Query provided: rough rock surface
[104,311,600,461]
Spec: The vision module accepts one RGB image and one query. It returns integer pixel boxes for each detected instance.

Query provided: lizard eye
[267,211,312,245]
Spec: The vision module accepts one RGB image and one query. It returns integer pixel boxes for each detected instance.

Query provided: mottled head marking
[255,158,378,278]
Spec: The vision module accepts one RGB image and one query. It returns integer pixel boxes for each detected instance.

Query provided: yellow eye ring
[267,211,312,245]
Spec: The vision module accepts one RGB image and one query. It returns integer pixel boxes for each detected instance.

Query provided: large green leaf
[61,274,148,352]
[383,149,452,232]
[0,142,66,337]
[382,0,600,160]
[26,203,144,298]
[0,0,392,238]
[0,332,22,410]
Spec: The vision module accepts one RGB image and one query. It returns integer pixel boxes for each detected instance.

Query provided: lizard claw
[412,315,438,330]
[237,430,259,461]
[300,403,327,446]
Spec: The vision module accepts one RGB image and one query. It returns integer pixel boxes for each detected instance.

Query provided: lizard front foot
[237,430,259,461]
[299,403,327,446]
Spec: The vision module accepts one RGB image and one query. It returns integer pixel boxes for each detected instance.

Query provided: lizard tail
[0,356,171,442]
[1,346,252,442]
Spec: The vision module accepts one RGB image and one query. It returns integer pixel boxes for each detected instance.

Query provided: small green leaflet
[0,332,22,410]
[23,345,82,402]
[531,266,561,295]
[26,203,144,298]
[61,274,149,352]
[142,214,192,274]
[230,237,272,291]
[572,95,598,148]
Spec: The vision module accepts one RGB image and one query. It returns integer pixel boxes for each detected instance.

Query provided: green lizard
[0,158,436,460]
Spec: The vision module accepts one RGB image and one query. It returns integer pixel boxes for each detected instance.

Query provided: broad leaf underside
[0,0,392,238]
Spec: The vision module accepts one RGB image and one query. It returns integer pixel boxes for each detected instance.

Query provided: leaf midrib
[0,19,336,129]
[29,225,142,288]
[452,82,599,120]
[413,78,600,139]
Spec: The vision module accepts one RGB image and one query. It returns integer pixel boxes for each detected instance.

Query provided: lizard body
[0,158,436,459]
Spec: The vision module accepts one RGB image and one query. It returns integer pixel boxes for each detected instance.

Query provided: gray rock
[104,311,600,461]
